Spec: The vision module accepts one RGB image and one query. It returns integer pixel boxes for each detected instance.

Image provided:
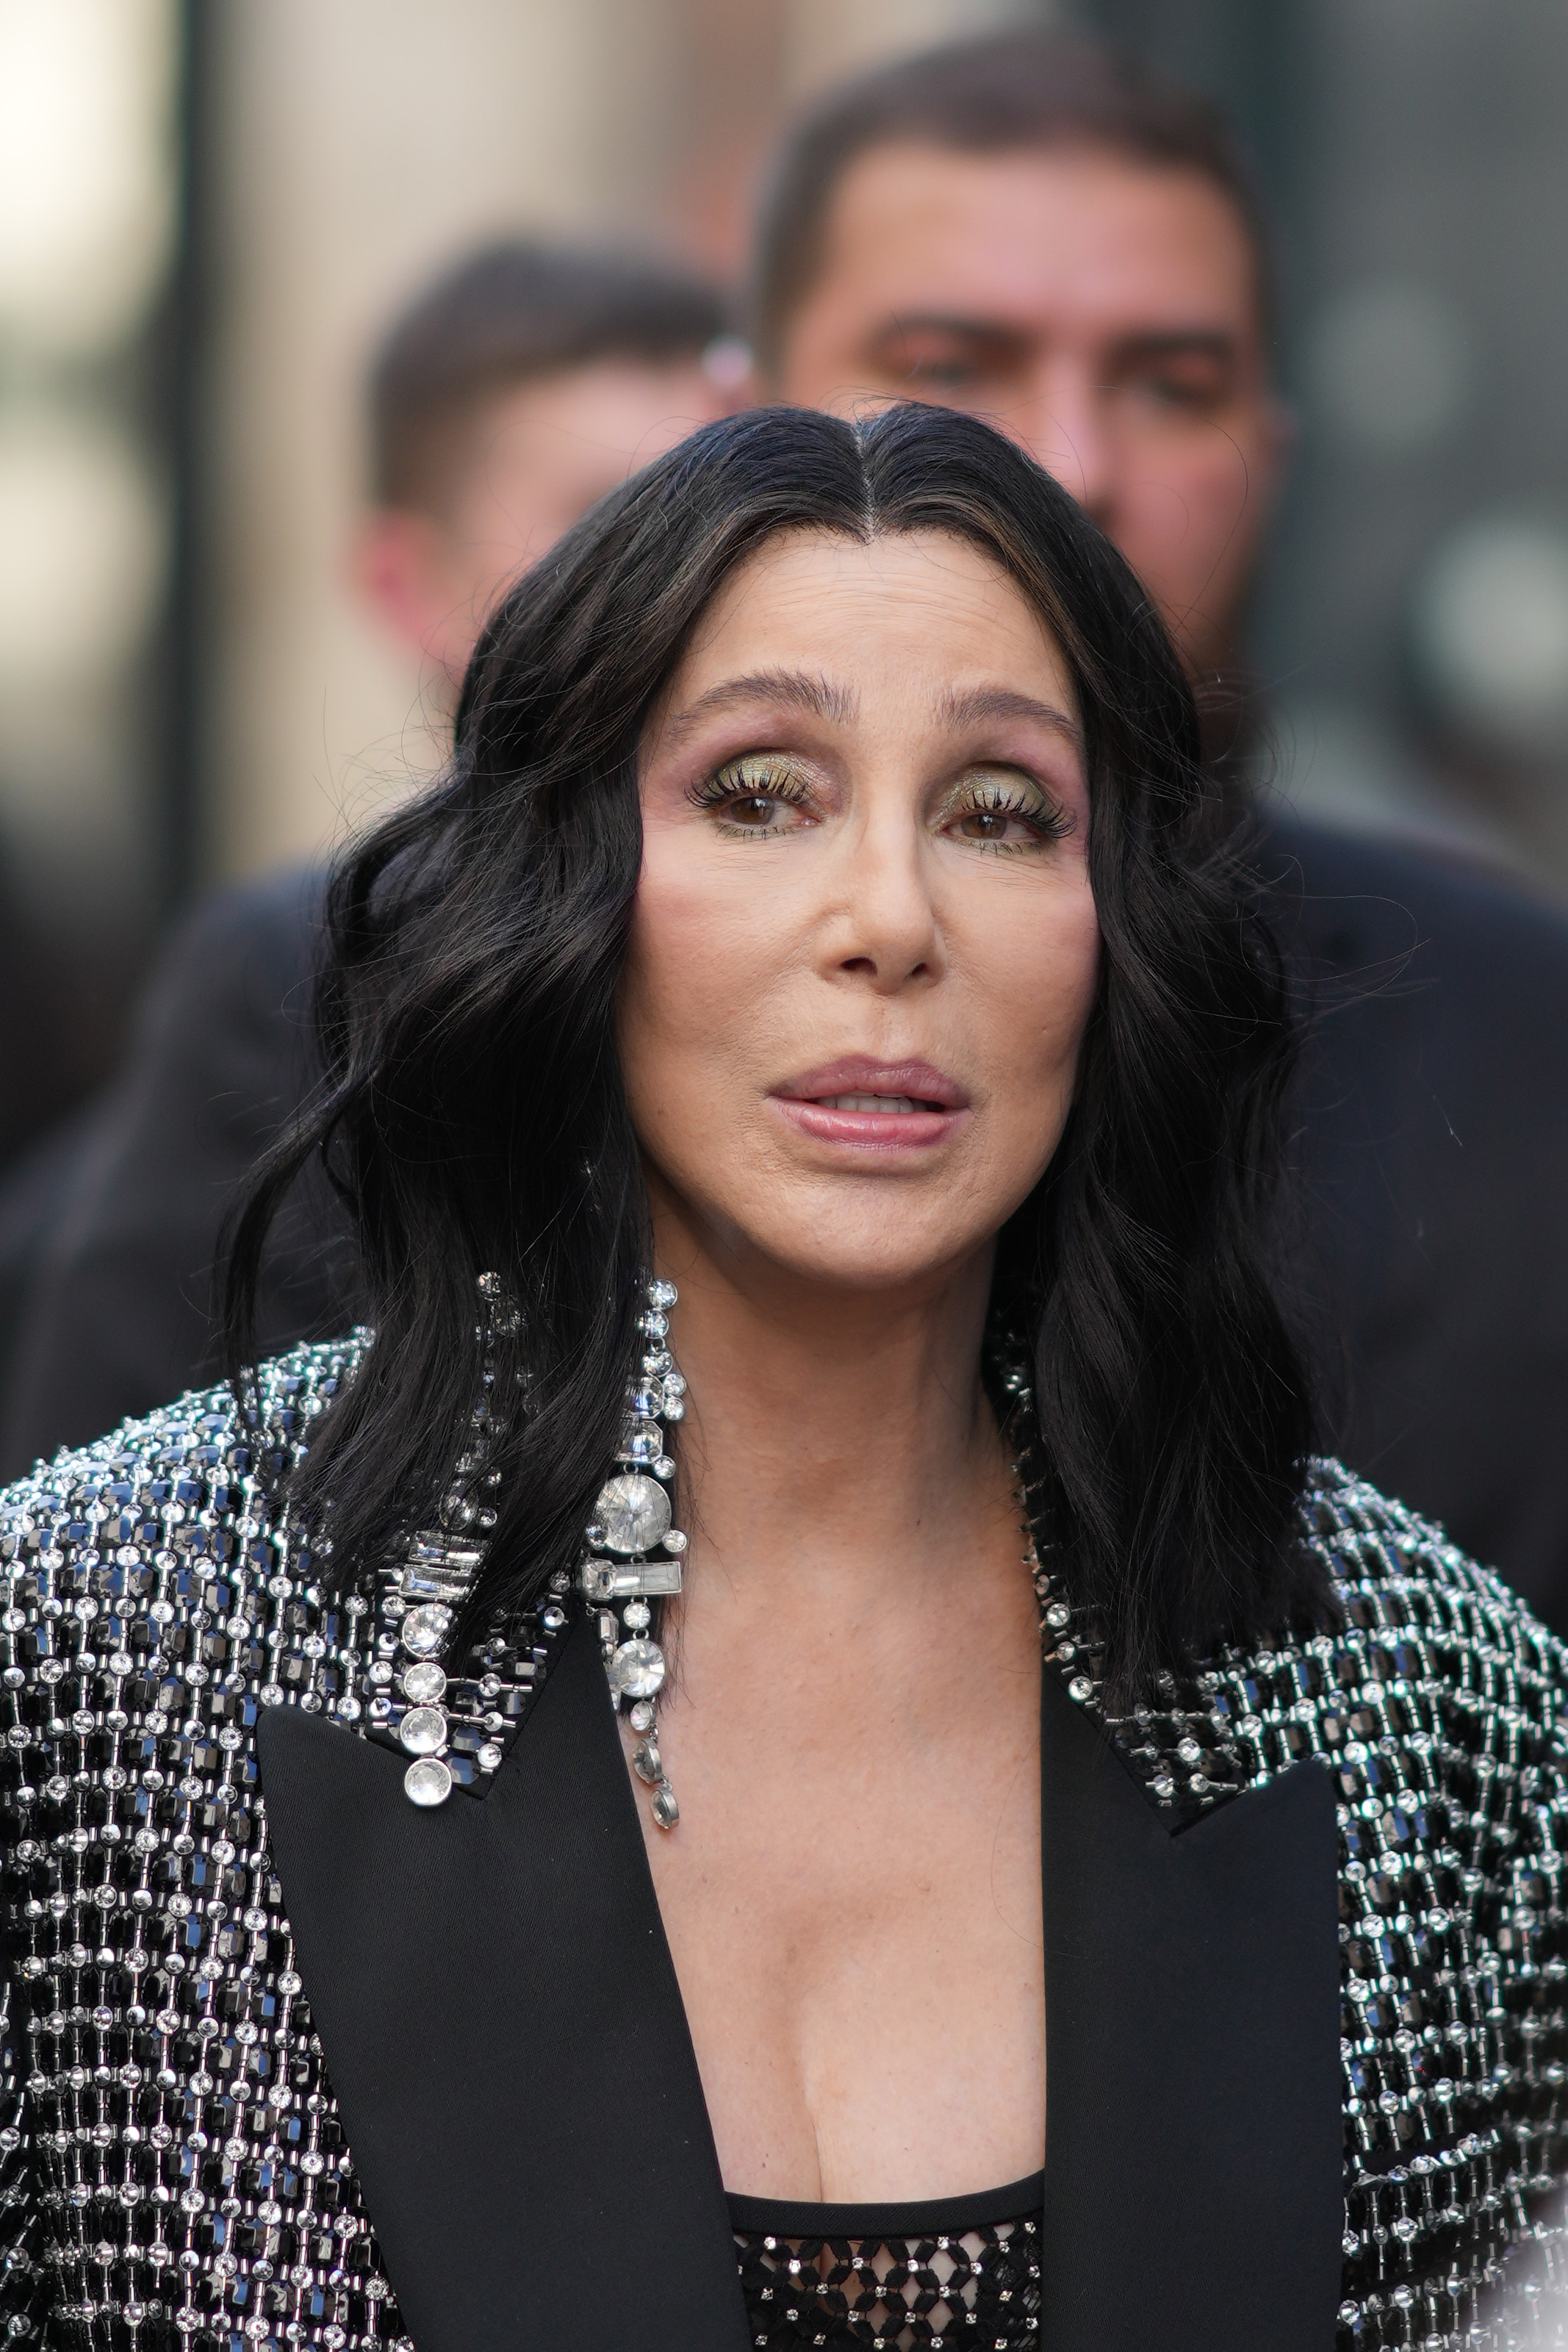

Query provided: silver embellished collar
[375,1274,688,1826]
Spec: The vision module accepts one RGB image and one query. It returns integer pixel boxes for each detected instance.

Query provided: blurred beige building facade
[204,0,1037,884]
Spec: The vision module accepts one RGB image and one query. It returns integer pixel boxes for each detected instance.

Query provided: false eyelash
[686,755,812,811]
[950,775,1073,842]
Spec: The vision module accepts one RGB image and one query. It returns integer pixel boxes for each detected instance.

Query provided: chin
[758,1224,992,1297]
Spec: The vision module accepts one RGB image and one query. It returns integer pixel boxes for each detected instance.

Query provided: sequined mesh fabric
[1012,1383,1568,2351]
[0,1338,567,2350]
[732,2186,1042,2350]
[0,1341,1564,2346]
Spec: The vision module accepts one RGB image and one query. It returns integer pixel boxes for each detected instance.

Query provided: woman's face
[621,526,1101,1298]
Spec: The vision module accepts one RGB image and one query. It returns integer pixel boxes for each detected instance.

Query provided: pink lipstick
[769,1055,968,1152]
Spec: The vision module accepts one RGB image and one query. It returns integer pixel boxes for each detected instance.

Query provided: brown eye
[941,768,1067,853]
[690,754,817,838]
[727,793,780,828]
[907,355,983,390]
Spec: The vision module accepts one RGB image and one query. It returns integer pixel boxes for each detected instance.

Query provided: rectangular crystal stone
[399,1575,472,1607]
[627,1559,683,1594]
[578,1557,683,1599]
[408,1536,484,1569]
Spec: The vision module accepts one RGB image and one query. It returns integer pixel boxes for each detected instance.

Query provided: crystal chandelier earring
[580,1277,687,1828]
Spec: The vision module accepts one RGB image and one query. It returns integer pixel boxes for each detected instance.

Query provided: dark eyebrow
[658,668,857,753]
[936,686,1084,749]
[1108,329,1239,367]
[866,313,1240,369]
[868,311,1033,354]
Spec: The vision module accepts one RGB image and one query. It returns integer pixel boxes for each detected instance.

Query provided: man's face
[357,355,731,687]
[775,143,1289,675]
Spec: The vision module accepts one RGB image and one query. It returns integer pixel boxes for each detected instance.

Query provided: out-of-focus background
[2,0,1567,1175]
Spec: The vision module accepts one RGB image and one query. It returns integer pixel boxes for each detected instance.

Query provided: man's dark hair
[752,28,1272,370]
[370,240,728,513]
[226,401,1324,1706]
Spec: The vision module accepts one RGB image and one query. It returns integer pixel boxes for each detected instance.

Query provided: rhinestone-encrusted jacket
[0,1338,1566,2349]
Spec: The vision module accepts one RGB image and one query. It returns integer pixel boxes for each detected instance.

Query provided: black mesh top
[730,2172,1043,2349]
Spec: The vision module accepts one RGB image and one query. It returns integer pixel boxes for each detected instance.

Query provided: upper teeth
[819,1093,921,1113]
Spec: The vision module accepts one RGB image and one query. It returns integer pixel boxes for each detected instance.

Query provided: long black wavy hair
[225,402,1326,1701]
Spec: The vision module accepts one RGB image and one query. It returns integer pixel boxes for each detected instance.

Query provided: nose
[1018,360,1117,529]
[823,809,943,994]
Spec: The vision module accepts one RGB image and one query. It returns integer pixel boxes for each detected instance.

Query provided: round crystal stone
[628,1699,655,1733]
[398,1706,448,1756]
[648,1278,678,1310]
[403,1757,453,1808]
[618,1417,663,1464]
[400,1661,447,1704]
[592,1473,672,1557]
[609,1638,666,1700]
[651,1782,680,1829]
[400,1605,450,1658]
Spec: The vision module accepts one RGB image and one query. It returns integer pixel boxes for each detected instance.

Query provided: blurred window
[0,0,187,1148]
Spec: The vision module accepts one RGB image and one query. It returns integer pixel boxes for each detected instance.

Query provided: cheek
[1121,439,1258,564]
[617,849,791,1121]
[978,886,1101,1110]
[1182,442,1269,556]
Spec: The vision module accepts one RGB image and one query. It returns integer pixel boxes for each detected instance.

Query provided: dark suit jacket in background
[2,814,1567,1623]
[1265,813,1568,1607]
[0,865,353,1460]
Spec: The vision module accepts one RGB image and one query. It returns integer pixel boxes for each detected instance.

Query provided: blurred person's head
[753,31,1289,678]
[354,240,736,686]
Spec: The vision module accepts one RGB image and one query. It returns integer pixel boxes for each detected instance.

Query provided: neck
[651,1202,1012,1621]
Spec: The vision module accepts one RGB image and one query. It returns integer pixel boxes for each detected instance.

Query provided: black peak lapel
[1040,1669,1342,2352]
[256,1614,749,2352]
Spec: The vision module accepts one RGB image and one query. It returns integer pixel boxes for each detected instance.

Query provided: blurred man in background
[752,28,1568,1613]
[351,243,732,694]
[0,241,732,1464]
[755,40,1281,694]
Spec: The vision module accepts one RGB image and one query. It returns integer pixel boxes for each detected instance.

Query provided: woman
[0,406,1562,2352]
